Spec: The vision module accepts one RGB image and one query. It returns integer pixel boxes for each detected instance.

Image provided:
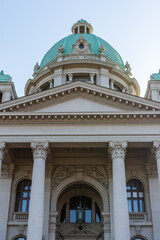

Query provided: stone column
[109,141,130,240]
[27,142,49,240]
[90,73,95,84]
[0,142,5,174]
[68,73,73,82]
[153,141,160,187]
[0,163,14,240]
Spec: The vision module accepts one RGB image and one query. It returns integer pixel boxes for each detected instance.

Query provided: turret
[145,69,160,102]
[0,71,17,103]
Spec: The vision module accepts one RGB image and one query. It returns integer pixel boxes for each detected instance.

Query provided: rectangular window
[0,92,2,103]
[70,210,76,222]
[85,209,91,223]
[128,199,132,212]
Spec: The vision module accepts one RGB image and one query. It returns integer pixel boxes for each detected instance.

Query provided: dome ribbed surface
[40,34,125,69]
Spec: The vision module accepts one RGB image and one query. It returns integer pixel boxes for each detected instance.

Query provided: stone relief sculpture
[125,61,132,76]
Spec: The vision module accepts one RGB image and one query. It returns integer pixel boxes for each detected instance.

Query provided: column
[0,163,14,240]
[90,73,95,84]
[153,141,160,187]
[110,80,115,89]
[49,80,53,89]
[109,141,130,240]
[27,142,49,240]
[0,142,5,174]
[68,73,73,82]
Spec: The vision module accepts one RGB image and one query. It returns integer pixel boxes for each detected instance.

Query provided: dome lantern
[71,19,93,34]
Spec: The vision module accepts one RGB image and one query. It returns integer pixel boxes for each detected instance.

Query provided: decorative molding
[52,166,75,189]
[46,163,53,178]
[153,141,160,160]
[72,36,91,54]
[145,163,158,178]
[30,141,49,160]
[1,163,15,179]
[51,165,108,190]
[0,142,5,161]
[85,166,109,190]
[108,141,127,160]
[1,82,160,114]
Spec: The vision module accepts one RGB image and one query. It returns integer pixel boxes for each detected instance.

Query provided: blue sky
[1,0,160,97]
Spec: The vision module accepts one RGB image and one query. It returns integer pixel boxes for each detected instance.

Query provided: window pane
[85,210,91,223]
[133,192,137,198]
[23,192,28,198]
[96,213,100,223]
[139,192,144,197]
[133,200,138,212]
[139,200,145,212]
[127,192,131,197]
[70,210,76,222]
[128,199,132,212]
[21,200,27,212]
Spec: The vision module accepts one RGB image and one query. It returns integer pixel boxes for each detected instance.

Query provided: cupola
[71,19,93,34]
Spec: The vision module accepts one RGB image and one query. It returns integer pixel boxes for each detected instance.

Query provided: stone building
[0,20,160,240]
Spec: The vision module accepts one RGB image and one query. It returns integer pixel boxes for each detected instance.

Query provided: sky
[1,0,160,97]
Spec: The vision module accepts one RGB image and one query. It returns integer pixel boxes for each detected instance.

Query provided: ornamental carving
[108,141,128,160]
[30,142,49,160]
[1,163,15,179]
[51,165,108,190]
[85,166,109,189]
[146,163,158,178]
[153,141,160,160]
[72,35,91,54]
[0,142,6,161]
[52,166,75,189]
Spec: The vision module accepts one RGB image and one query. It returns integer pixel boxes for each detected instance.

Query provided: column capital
[108,141,128,160]
[30,142,49,160]
[153,141,160,160]
[0,142,6,161]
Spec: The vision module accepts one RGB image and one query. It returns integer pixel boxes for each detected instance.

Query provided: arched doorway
[56,184,104,240]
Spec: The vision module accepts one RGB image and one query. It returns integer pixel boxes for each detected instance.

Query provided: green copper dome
[0,71,11,82]
[39,33,125,69]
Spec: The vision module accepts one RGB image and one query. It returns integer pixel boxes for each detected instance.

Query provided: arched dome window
[15,179,31,212]
[13,236,26,240]
[127,179,145,212]
[132,236,146,240]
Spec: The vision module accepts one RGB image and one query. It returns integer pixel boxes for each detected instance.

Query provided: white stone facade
[1,20,160,240]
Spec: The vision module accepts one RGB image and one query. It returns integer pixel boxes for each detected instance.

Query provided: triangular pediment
[34,96,126,113]
[0,81,160,115]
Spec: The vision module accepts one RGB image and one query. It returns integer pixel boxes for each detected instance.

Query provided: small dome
[40,33,125,69]
[151,69,160,80]
[0,71,11,82]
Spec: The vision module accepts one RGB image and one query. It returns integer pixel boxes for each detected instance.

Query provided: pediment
[0,81,160,116]
[34,96,126,113]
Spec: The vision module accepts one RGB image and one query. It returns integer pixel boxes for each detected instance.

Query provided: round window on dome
[79,44,84,49]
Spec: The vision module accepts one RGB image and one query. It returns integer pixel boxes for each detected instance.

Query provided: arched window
[132,236,146,240]
[60,196,101,224]
[15,179,31,212]
[127,179,145,212]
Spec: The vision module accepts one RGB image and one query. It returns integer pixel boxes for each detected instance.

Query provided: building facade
[0,20,160,240]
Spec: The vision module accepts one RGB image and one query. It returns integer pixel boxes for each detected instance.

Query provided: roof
[39,34,125,69]
[0,71,11,82]
[151,70,160,80]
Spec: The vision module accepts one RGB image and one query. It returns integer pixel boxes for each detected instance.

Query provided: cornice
[0,82,160,113]
[0,111,160,123]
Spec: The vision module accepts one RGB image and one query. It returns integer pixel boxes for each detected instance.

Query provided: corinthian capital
[153,141,160,160]
[109,141,128,160]
[0,142,6,161]
[31,142,49,160]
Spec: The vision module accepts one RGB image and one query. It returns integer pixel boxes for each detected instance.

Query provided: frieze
[52,165,108,190]
[1,163,15,179]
